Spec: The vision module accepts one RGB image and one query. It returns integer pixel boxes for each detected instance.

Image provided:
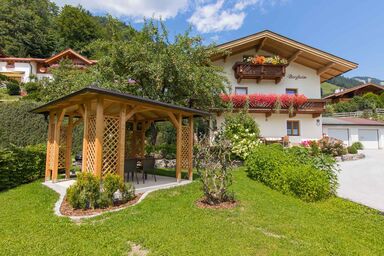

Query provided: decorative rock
[155,159,176,168]
[336,153,365,162]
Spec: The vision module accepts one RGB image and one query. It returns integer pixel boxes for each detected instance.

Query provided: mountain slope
[321,82,341,97]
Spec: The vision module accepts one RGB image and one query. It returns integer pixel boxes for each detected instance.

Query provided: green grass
[1,169,384,255]
[0,88,20,101]
[321,82,341,97]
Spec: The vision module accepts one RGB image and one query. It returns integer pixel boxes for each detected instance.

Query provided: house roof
[322,117,384,126]
[323,83,384,99]
[31,86,210,117]
[0,48,96,65]
[44,48,96,65]
[211,30,358,82]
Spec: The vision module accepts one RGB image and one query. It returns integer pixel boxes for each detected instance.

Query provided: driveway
[337,150,384,212]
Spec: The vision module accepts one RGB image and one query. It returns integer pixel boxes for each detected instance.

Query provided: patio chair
[124,158,138,184]
[142,157,156,183]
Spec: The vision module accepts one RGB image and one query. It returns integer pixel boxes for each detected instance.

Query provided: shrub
[352,141,363,150]
[318,137,346,156]
[67,172,101,209]
[0,144,46,191]
[222,111,260,159]
[67,173,135,210]
[347,146,358,154]
[6,81,20,95]
[245,144,337,202]
[195,137,235,205]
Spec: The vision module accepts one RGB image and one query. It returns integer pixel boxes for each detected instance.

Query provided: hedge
[0,144,46,191]
[0,101,47,148]
[245,144,337,202]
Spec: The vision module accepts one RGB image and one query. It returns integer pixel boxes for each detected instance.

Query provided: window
[287,121,300,136]
[235,87,248,95]
[286,88,298,95]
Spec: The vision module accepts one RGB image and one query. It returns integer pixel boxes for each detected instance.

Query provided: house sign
[287,74,307,80]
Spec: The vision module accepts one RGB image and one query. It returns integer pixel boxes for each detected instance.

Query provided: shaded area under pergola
[32,86,209,182]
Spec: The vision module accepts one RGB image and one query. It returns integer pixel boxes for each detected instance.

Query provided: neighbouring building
[323,83,384,103]
[323,117,384,149]
[0,49,96,83]
[211,30,358,144]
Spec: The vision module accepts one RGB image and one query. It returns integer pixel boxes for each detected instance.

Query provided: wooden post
[52,109,65,182]
[140,122,146,158]
[45,112,55,181]
[81,102,90,172]
[118,104,126,179]
[94,97,104,178]
[65,116,74,179]
[176,114,182,181]
[188,116,194,180]
[131,121,137,158]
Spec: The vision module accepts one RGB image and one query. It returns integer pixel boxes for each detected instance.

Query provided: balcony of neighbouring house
[216,94,325,118]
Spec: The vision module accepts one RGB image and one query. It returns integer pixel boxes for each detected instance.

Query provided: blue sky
[53,0,383,79]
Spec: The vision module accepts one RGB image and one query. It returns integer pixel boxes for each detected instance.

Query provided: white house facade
[0,49,96,83]
[212,30,358,144]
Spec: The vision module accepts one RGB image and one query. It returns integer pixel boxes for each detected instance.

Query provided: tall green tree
[54,5,102,53]
[0,0,58,57]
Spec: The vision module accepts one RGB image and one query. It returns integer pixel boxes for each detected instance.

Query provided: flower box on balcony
[232,62,287,84]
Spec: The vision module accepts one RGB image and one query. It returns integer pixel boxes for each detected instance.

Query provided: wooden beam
[94,97,104,178]
[265,112,272,118]
[73,118,83,127]
[188,116,194,181]
[65,116,74,179]
[255,38,266,53]
[118,104,126,179]
[167,112,179,129]
[125,105,141,122]
[317,62,335,75]
[52,109,66,182]
[175,114,182,181]
[77,104,85,118]
[81,102,91,172]
[312,113,321,118]
[45,112,55,181]
[288,50,302,64]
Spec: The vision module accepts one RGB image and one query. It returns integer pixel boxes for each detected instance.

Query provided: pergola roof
[31,86,210,120]
[211,30,358,82]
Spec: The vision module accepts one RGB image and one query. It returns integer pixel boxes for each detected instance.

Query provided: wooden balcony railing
[232,62,287,84]
[214,98,326,118]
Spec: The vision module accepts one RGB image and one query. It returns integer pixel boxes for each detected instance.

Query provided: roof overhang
[211,30,358,82]
[31,86,210,120]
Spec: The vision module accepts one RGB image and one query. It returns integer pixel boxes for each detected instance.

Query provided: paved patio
[337,150,384,212]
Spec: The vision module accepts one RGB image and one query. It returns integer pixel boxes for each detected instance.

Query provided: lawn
[1,168,384,255]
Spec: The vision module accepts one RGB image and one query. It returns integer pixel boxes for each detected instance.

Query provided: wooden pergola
[32,86,209,182]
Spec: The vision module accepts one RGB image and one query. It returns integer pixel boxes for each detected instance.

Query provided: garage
[322,117,384,150]
[328,128,349,145]
[358,129,379,149]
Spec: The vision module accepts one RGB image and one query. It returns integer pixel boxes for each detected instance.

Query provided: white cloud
[188,0,245,33]
[52,0,189,20]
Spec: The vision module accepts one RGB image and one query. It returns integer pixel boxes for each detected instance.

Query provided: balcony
[232,62,287,84]
[217,94,326,118]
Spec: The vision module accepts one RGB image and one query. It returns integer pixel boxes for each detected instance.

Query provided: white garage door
[358,129,379,149]
[328,128,349,146]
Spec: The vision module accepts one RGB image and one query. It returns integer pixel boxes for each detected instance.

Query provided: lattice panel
[86,116,96,173]
[181,125,191,169]
[102,116,120,176]
[58,126,67,169]
[125,129,144,158]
